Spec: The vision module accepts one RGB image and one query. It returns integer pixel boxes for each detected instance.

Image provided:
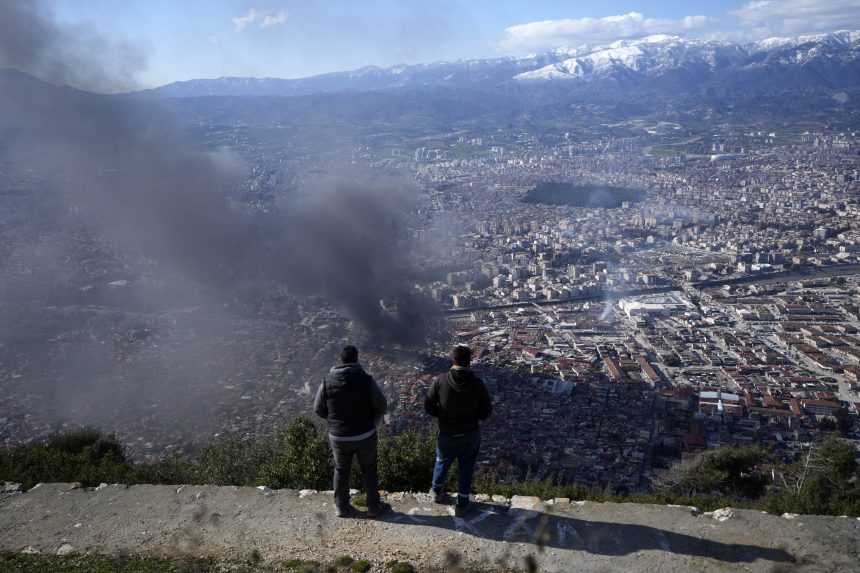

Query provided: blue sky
[49,0,860,88]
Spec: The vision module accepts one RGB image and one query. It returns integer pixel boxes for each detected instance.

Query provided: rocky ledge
[1,483,859,572]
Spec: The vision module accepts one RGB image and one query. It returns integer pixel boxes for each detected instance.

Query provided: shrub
[0,431,132,489]
[385,561,415,573]
[259,418,332,490]
[377,430,436,492]
[196,435,274,486]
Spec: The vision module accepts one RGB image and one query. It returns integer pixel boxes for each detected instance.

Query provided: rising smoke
[0,0,434,344]
[0,1,439,442]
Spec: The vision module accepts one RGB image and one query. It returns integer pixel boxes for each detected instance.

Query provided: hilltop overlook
[3,482,858,572]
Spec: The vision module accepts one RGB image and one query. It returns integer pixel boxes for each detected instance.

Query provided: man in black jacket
[314,345,387,518]
[424,344,492,516]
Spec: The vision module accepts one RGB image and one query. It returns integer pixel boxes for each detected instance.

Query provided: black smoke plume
[0,0,434,344]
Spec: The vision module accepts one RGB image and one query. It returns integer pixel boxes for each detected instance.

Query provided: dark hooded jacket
[314,363,387,438]
[424,367,492,434]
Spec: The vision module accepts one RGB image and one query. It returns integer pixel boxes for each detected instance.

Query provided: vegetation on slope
[2,417,859,518]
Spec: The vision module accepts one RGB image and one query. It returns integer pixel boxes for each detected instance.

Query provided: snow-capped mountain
[141,31,860,98]
[514,31,860,83]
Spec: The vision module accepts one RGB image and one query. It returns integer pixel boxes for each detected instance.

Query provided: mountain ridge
[136,30,860,98]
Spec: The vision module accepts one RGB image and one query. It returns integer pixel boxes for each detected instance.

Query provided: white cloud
[501,11,710,52]
[232,8,288,32]
[261,10,288,28]
[731,0,860,36]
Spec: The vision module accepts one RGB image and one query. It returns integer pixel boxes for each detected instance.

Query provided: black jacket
[314,363,387,438]
[424,367,492,434]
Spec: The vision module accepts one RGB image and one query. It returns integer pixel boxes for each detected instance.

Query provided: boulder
[710,508,734,522]
[510,496,543,510]
[2,482,21,494]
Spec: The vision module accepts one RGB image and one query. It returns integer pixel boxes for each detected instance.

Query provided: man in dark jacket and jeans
[314,345,387,518]
[424,344,492,516]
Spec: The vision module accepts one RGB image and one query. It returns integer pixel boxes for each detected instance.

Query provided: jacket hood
[447,367,477,392]
[330,363,364,380]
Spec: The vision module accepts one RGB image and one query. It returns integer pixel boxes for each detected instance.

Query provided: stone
[491,495,509,504]
[553,497,571,505]
[298,489,317,498]
[20,546,39,555]
[56,543,75,556]
[387,492,406,502]
[782,513,799,520]
[474,494,491,502]
[710,508,734,522]
[256,486,272,496]
[349,488,359,496]
[510,496,543,510]
[2,482,21,494]
[95,483,109,491]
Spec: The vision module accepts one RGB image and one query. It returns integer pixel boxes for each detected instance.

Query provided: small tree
[377,430,436,492]
[661,446,770,499]
[260,417,332,489]
[197,435,273,486]
[771,437,860,515]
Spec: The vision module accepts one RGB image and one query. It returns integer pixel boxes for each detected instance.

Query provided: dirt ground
[2,483,859,572]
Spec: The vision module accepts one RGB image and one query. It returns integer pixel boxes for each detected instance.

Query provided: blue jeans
[431,430,480,505]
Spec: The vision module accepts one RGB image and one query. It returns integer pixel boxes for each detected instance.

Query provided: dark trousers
[330,433,379,510]
[431,429,480,505]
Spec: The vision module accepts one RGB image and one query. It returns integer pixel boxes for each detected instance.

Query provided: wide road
[444,263,860,317]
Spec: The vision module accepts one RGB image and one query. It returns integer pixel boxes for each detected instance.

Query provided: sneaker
[431,489,452,504]
[366,502,389,519]
[335,504,355,518]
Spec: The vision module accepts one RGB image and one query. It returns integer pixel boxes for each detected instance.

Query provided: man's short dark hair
[340,345,359,364]
[452,345,471,367]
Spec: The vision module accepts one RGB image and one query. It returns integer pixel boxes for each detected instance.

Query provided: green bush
[0,431,132,489]
[259,418,332,490]
[196,435,273,486]
[377,430,436,492]
[351,560,371,573]
[385,561,415,573]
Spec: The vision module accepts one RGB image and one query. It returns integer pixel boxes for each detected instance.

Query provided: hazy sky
[47,0,860,88]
